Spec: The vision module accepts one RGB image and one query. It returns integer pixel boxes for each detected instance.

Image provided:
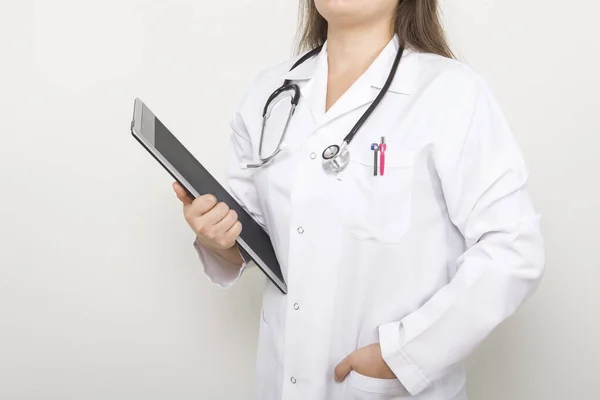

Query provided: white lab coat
[194,36,545,400]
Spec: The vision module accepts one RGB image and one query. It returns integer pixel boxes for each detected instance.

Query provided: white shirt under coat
[194,35,545,400]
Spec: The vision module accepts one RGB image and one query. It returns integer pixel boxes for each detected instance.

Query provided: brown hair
[297,0,455,59]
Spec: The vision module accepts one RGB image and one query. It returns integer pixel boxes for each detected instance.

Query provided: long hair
[297,0,455,59]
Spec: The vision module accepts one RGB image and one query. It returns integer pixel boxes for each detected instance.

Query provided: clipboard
[130,98,287,294]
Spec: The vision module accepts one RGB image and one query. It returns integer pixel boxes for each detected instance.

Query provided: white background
[0,1,598,399]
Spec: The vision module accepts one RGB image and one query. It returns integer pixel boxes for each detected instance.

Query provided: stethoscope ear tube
[260,45,323,118]
[341,44,405,145]
[287,45,324,76]
[262,84,300,117]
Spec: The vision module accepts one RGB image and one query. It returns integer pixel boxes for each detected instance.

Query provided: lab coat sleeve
[194,103,267,289]
[378,74,545,395]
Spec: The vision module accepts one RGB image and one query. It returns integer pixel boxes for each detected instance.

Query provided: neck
[326,22,394,74]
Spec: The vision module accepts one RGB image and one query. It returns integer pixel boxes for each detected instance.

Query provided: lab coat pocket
[346,370,409,399]
[336,149,414,244]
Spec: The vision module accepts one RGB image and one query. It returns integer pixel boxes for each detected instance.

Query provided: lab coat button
[310,152,316,159]
[297,227,304,234]
[293,303,299,310]
[290,377,297,384]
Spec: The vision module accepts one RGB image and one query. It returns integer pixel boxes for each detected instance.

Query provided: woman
[173,0,545,399]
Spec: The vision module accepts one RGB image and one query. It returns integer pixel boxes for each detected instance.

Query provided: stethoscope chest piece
[322,142,351,174]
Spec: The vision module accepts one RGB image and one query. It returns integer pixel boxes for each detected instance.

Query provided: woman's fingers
[334,354,353,382]
[172,183,241,250]
[214,209,239,235]
[218,219,242,250]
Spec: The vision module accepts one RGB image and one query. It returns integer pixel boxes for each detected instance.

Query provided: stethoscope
[245,43,405,173]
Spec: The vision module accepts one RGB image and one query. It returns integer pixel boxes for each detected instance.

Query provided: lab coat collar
[283,35,418,127]
[370,35,418,95]
[283,35,418,95]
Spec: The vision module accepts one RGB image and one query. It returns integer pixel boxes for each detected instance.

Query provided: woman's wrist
[204,240,244,267]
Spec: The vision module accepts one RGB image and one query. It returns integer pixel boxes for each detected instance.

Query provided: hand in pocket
[334,343,397,382]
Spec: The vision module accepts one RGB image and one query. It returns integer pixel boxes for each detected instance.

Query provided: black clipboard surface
[130,98,286,294]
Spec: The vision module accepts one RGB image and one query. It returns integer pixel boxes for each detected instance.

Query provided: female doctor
[173,0,545,399]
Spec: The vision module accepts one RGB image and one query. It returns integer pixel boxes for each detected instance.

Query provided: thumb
[173,182,194,206]
[334,354,353,383]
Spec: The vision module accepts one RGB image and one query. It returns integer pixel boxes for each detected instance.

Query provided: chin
[315,0,363,23]
[315,0,394,27]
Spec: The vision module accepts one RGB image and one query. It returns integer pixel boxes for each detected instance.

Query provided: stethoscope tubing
[248,40,405,171]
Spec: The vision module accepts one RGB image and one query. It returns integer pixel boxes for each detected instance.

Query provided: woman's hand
[334,344,397,382]
[173,182,242,253]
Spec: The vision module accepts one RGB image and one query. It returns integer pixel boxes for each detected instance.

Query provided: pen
[371,143,379,176]
[379,136,386,176]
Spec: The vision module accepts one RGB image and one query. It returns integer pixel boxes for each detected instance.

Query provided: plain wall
[0,1,598,399]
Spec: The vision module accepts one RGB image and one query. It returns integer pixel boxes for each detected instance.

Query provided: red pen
[379,136,386,176]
